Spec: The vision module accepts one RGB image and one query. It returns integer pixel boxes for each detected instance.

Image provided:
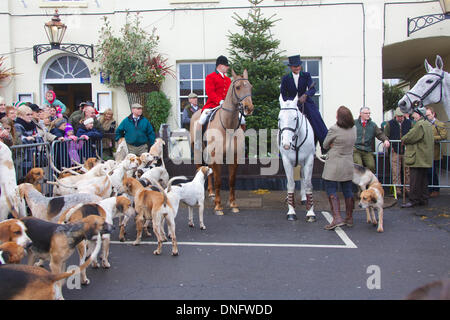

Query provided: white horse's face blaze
[398,55,445,114]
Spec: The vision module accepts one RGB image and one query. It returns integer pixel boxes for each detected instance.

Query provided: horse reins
[405,71,445,114]
[220,78,251,131]
[278,103,309,167]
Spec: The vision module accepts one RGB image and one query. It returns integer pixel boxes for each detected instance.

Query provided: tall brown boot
[344,197,354,227]
[324,194,345,230]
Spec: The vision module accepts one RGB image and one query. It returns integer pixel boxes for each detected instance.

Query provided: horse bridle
[405,71,445,113]
[220,78,252,130]
[278,104,309,167]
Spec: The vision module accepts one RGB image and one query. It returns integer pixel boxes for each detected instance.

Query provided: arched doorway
[42,55,92,115]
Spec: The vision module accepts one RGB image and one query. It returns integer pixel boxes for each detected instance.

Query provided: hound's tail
[145,176,169,206]
[3,184,21,219]
[49,232,102,282]
[166,176,189,193]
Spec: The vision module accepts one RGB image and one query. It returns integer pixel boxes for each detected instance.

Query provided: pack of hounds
[0,138,385,300]
[0,138,211,300]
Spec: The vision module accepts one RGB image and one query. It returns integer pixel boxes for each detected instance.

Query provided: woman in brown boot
[322,106,356,230]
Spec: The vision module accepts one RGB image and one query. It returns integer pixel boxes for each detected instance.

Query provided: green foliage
[227,0,286,131]
[383,82,404,112]
[95,12,173,88]
[144,91,172,132]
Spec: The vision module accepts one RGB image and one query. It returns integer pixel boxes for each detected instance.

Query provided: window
[284,58,322,113]
[46,56,90,80]
[177,61,215,121]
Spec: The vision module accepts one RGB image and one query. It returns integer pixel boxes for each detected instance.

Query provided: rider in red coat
[198,55,231,125]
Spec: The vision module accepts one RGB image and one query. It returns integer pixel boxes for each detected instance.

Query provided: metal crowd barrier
[10,138,103,196]
[375,139,450,189]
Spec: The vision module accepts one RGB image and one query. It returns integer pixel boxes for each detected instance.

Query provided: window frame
[176,61,216,127]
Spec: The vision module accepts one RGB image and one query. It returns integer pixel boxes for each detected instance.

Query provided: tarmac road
[62,191,450,300]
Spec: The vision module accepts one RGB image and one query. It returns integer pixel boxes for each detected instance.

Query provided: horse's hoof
[200,225,206,230]
[81,279,90,286]
[231,207,240,213]
[287,214,297,221]
[301,200,306,205]
[306,216,316,223]
[172,251,179,256]
[188,222,194,228]
[215,210,224,216]
[102,261,111,269]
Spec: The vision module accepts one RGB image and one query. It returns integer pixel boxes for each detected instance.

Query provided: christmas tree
[227,0,286,131]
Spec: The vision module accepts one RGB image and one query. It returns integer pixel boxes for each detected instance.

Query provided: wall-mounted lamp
[33,10,94,63]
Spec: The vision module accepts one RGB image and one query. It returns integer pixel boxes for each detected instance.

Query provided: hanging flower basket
[124,82,160,93]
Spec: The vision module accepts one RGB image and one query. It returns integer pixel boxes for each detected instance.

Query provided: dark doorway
[45,83,92,115]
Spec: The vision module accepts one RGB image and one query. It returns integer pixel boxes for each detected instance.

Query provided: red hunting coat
[202,70,231,112]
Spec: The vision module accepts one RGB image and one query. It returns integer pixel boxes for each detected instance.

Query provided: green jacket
[429,118,447,160]
[401,118,434,168]
[354,117,388,153]
[115,114,155,147]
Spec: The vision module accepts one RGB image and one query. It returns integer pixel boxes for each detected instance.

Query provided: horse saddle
[203,106,220,136]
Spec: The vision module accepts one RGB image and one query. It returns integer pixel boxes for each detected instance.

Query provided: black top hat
[216,55,229,67]
[288,55,303,66]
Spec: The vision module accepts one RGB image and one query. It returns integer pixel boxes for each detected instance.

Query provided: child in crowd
[64,123,82,164]
[49,118,67,138]
[77,118,103,159]
[49,118,69,170]
[44,90,66,115]
[0,117,16,146]
[76,118,103,140]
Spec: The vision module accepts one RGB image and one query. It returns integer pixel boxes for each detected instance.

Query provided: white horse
[398,55,450,118]
[278,95,316,222]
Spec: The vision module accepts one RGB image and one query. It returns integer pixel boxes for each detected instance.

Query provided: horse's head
[398,55,445,114]
[278,96,299,151]
[231,69,254,116]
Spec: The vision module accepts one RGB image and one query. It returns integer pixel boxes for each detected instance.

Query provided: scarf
[16,117,37,132]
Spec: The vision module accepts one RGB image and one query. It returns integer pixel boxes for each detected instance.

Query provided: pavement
[204,188,450,233]
[60,187,450,300]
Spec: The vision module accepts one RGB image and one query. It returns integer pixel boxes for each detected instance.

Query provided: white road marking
[321,211,358,248]
[110,211,357,249]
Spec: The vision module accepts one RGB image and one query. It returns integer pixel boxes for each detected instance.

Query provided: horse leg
[212,163,224,215]
[228,162,239,213]
[300,179,307,205]
[282,157,297,220]
[302,156,316,222]
[207,168,214,198]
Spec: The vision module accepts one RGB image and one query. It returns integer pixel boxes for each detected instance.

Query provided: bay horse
[190,69,253,215]
[398,55,450,118]
[278,95,316,222]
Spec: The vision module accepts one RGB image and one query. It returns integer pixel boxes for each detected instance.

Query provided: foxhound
[21,215,112,299]
[0,235,102,300]
[18,183,102,222]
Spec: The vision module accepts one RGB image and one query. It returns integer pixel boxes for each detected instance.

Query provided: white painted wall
[0,0,448,131]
